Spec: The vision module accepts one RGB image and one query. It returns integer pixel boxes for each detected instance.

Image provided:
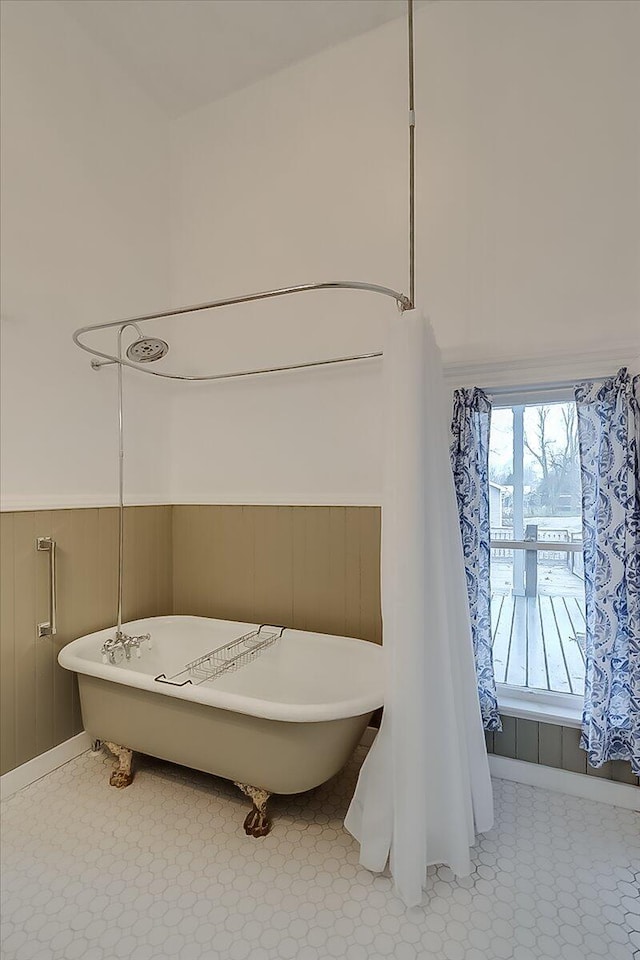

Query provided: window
[488,391,585,705]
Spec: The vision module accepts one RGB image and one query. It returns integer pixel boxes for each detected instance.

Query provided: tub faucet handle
[101,632,150,664]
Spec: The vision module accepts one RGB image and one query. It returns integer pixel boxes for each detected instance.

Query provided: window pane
[490,546,585,695]
[490,546,584,599]
[522,402,581,528]
[489,398,583,594]
[489,407,513,530]
[488,397,584,697]
[489,401,582,532]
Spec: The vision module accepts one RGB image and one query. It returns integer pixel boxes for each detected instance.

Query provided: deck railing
[490,526,585,597]
[490,527,583,564]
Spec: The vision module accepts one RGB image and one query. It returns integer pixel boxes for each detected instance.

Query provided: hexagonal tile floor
[1,745,638,960]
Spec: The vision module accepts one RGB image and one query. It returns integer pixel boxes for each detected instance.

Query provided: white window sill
[497,684,583,728]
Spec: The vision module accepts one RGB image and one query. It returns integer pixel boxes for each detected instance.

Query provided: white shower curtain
[344,310,494,908]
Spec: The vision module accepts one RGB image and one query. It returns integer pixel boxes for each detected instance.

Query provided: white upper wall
[2,0,638,508]
[59,0,427,117]
[0,0,172,508]
[167,0,640,505]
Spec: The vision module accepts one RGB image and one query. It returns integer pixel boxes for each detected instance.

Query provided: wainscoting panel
[172,505,382,644]
[0,506,172,776]
[485,719,639,786]
[4,501,637,791]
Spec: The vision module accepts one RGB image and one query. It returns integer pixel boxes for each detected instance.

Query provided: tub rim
[58,615,384,723]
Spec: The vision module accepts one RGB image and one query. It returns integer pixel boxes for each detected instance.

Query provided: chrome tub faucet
[101,632,152,664]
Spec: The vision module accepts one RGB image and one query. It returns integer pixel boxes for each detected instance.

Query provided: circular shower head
[125,337,170,363]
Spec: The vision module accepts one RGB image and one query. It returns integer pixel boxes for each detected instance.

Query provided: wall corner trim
[0,495,171,512]
[489,755,639,811]
[442,341,639,391]
[360,726,378,748]
[0,732,91,801]
[171,496,382,508]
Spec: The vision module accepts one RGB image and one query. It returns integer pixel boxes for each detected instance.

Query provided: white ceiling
[60,0,427,118]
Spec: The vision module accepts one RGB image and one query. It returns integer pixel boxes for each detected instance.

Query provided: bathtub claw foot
[234,783,272,838]
[109,769,134,788]
[243,805,272,838]
[104,742,134,788]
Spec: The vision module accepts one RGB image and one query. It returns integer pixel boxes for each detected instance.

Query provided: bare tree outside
[523,404,581,516]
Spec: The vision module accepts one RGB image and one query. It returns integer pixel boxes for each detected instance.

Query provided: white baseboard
[0,732,91,801]
[360,731,638,810]
[489,755,639,811]
[3,730,636,813]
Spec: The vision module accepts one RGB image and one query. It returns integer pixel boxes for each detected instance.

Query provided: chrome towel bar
[36,537,57,638]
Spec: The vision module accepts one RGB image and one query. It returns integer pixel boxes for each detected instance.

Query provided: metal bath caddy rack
[154,624,286,687]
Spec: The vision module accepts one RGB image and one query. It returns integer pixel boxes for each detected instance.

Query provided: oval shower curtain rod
[73,0,417,383]
[75,281,411,381]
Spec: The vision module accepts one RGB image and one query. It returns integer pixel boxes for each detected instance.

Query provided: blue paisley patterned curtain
[450,388,501,731]
[575,368,640,775]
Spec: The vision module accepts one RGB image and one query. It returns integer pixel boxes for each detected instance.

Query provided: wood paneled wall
[0,506,172,775]
[172,505,382,644]
[3,502,637,789]
[485,719,639,786]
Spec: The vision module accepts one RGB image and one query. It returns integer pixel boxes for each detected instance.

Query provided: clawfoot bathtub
[58,617,384,835]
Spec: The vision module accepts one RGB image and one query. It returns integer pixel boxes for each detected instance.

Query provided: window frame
[497,684,583,728]
[489,385,585,725]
